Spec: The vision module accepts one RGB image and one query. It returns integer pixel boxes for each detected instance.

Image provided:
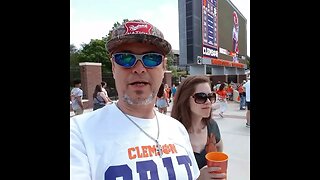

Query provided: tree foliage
[70,44,80,67]
[70,19,131,73]
[76,39,112,72]
[166,51,174,70]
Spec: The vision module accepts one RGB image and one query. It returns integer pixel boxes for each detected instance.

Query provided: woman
[156,83,169,114]
[216,83,228,118]
[92,84,110,111]
[171,75,226,180]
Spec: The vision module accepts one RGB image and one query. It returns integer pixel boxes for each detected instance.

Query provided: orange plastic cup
[205,152,228,173]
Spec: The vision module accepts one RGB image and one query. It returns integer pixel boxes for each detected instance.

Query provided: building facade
[178,0,248,84]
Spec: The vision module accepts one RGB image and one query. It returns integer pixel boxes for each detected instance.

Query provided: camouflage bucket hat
[106,19,172,55]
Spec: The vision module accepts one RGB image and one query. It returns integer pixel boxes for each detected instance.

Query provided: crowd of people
[70,19,250,180]
[211,79,250,127]
[70,80,113,115]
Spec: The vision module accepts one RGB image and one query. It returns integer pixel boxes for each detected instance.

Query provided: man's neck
[116,101,155,119]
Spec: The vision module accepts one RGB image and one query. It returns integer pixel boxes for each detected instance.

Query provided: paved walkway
[211,101,250,180]
[71,100,250,179]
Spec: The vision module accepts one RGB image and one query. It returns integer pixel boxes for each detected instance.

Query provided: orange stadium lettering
[128,144,178,160]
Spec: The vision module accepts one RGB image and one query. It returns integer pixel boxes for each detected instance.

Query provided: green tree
[166,51,174,69]
[77,39,112,72]
[70,44,80,66]
[70,19,130,75]
[99,19,129,72]
[166,51,186,84]
[104,19,128,42]
[70,44,77,54]
[70,44,81,84]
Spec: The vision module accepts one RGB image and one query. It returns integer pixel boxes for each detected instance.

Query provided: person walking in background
[213,81,221,92]
[243,77,250,127]
[226,84,233,101]
[171,75,226,180]
[70,79,84,115]
[171,84,177,102]
[70,19,200,179]
[92,84,110,111]
[216,83,228,118]
[237,81,246,110]
[164,83,172,103]
[101,81,113,102]
[156,83,169,114]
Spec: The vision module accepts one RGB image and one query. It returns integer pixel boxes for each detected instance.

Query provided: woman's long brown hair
[171,75,212,131]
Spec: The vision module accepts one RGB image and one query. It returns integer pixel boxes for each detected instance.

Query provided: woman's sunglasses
[192,92,216,104]
[112,53,164,68]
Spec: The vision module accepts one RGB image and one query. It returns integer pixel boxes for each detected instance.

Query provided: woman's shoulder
[207,119,221,142]
[98,91,105,96]
[207,119,219,131]
[208,119,217,125]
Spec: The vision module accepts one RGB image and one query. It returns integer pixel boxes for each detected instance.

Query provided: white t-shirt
[70,87,83,110]
[243,80,250,102]
[70,103,200,180]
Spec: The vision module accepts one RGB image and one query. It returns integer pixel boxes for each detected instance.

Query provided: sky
[70,0,250,56]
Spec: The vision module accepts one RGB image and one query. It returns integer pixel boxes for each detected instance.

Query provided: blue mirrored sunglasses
[112,53,164,68]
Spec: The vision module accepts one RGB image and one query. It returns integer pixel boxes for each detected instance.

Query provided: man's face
[111,42,166,105]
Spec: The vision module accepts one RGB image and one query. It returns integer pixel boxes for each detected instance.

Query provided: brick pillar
[79,62,102,109]
[164,71,172,86]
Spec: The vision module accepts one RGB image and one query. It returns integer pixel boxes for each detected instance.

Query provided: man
[237,81,246,110]
[232,11,239,55]
[70,19,200,179]
[243,77,250,127]
[70,79,84,115]
[171,84,177,100]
